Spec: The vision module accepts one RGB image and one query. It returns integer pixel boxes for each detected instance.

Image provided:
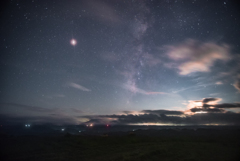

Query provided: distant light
[70,39,77,46]
[106,124,109,127]
[61,128,65,131]
[90,124,93,127]
[86,125,89,127]
[28,124,30,127]
[25,124,27,127]
[79,131,81,132]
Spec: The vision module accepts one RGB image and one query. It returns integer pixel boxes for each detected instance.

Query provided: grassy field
[1,134,240,161]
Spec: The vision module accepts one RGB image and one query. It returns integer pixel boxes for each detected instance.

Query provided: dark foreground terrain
[1,128,240,161]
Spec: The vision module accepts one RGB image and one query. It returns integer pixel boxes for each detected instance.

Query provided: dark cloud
[84,113,184,125]
[83,109,185,124]
[142,110,184,115]
[84,118,107,124]
[82,112,240,125]
[202,98,220,104]
[188,112,240,125]
[122,111,136,114]
[190,108,224,113]
[82,100,240,125]
[212,103,240,108]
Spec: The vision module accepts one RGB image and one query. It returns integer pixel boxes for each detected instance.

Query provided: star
[70,39,77,46]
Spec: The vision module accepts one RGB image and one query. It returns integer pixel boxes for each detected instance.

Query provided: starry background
[1,0,240,125]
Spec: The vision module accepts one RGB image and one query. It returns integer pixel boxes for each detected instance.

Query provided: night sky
[1,0,240,126]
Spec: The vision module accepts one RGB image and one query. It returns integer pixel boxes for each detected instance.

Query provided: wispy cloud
[122,82,166,95]
[172,82,216,94]
[71,108,83,114]
[85,0,121,24]
[45,94,65,99]
[233,75,240,93]
[165,39,231,75]
[216,81,223,85]
[69,82,91,92]
[234,80,240,92]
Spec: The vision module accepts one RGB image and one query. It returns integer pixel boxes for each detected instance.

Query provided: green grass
[1,135,239,161]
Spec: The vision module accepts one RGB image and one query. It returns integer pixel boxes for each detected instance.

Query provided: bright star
[70,39,77,46]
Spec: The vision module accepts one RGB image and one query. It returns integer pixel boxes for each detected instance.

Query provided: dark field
[1,128,240,161]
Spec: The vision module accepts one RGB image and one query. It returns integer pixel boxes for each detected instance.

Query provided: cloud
[233,80,240,92]
[71,108,83,114]
[187,98,240,114]
[85,0,120,24]
[190,108,224,113]
[216,81,223,85]
[81,111,240,125]
[84,114,183,125]
[69,82,91,92]
[142,110,184,115]
[202,98,221,104]
[212,103,240,108]
[165,39,231,75]
[187,98,221,110]
[81,109,186,125]
[122,82,166,95]
[186,112,240,125]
